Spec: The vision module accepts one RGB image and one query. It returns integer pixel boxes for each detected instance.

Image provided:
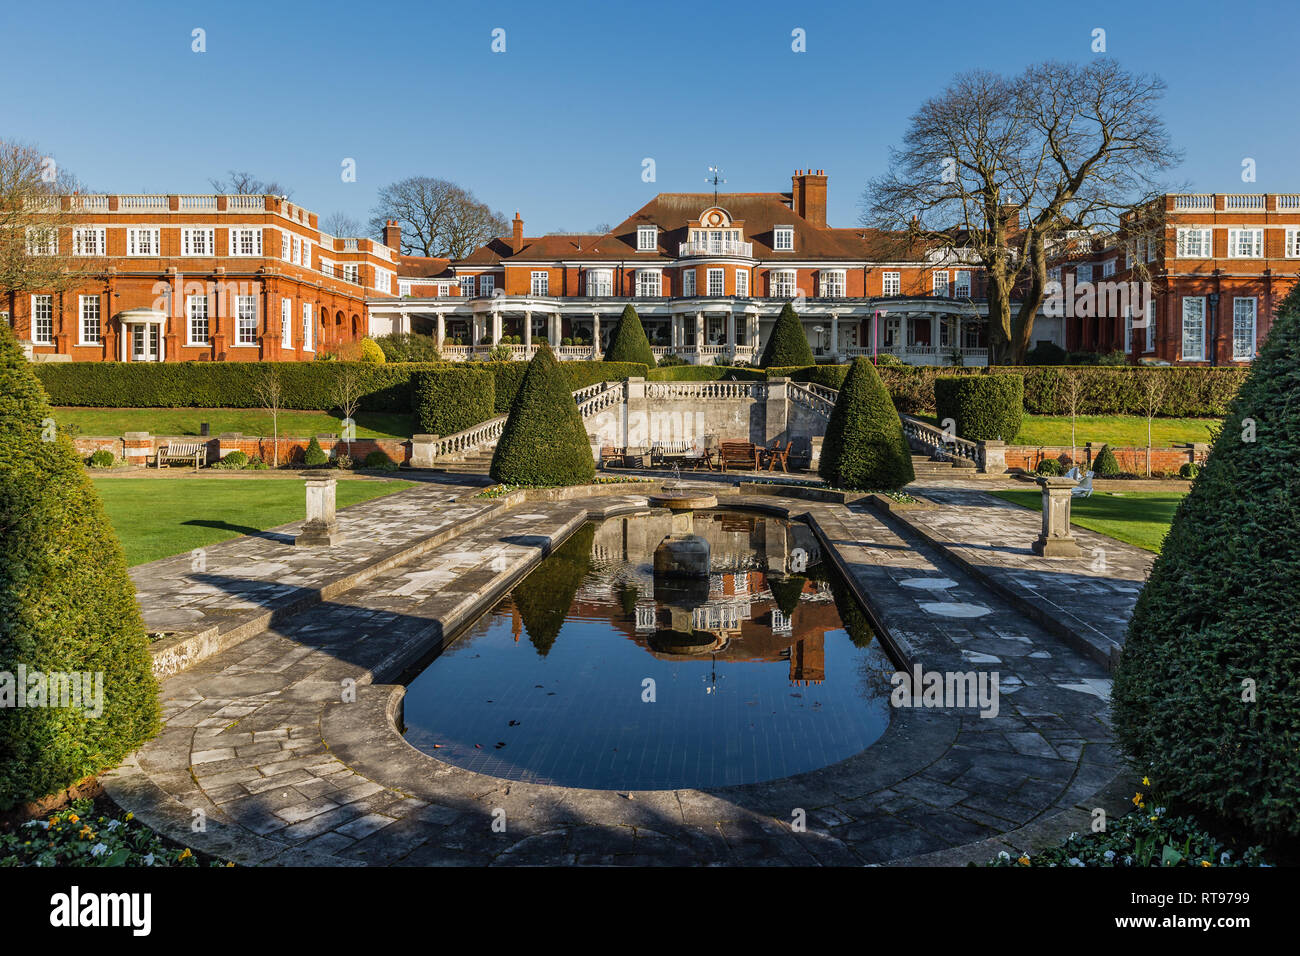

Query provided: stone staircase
[911,454,976,478]
[437,449,495,474]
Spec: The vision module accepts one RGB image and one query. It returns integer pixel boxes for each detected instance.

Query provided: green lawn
[990,489,1187,553]
[1011,415,1219,447]
[92,477,415,566]
[55,407,415,440]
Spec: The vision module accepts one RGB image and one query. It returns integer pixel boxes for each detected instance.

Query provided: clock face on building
[701,207,730,227]
[705,210,725,226]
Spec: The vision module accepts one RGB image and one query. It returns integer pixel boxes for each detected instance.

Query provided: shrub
[412,366,495,435]
[484,344,514,363]
[333,453,353,470]
[364,449,399,471]
[759,303,815,368]
[768,364,850,390]
[647,365,765,382]
[934,374,1024,441]
[358,338,386,363]
[818,357,914,491]
[656,353,687,367]
[1035,457,1063,476]
[1025,342,1068,365]
[0,322,160,809]
[490,344,596,486]
[604,304,656,367]
[1179,461,1199,480]
[87,449,117,468]
[874,352,905,367]
[303,437,329,467]
[211,450,248,470]
[245,456,269,470]
[1092,443,1121,477]
[1111,284,1300,841]
[373,332,441,363]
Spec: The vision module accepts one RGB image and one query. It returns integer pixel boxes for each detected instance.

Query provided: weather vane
[706,165,726,204]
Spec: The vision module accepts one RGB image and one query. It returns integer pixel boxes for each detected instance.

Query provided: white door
[132,325,159,361]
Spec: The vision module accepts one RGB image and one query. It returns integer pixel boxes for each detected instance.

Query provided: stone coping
[110,481,1133,866]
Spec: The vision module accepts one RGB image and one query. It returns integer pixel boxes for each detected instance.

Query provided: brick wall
[1006,443,1206,475]
[74,434,411,465]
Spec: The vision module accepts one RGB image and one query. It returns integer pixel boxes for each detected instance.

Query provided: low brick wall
[1006,442,1207,476]
[74,434,411,466]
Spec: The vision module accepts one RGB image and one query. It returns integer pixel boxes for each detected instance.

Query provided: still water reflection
[402,510,895,790]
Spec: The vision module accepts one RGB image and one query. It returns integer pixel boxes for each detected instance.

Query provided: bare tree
[861,59,1180,364]
[251,365,285,467]
[332,367,362,456]
[321,211,362,238]
[368,177,509,259]
[0,140,94,302]
[1060,368,1084,467]
[208,170,292,198]
[1139,372,1170,478]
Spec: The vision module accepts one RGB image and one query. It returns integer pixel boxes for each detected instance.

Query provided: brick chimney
[382,219,401,250]
[511,212,524,254]
[792,169,828,227]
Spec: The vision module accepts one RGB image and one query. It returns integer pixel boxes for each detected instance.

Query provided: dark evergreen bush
[412,366,495,435]
[490,345,596,486]
[818,357,914,491]
[934,374,1025,442]
[759,303,814,368]
[211,450,248,470]
[87,449,116,468]
[1179,461,1199,480]
[1026,342,1068,365]
[303,437,329,466]
[0,323,160,809]
[1111,284,1300,841]
[1092,443,1121,477]
[363,449,399,471]
[604,304,656,367]
[1036,457,1063,476]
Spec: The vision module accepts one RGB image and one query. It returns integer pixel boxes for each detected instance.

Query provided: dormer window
[774,226,794,251]
[637,225,658,251]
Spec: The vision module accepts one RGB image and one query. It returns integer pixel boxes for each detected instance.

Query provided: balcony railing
[177,195,218,211]
[119,195,169,211]
[678,239,753,258]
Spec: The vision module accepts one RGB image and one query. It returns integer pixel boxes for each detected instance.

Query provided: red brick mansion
[8,172,1294,367]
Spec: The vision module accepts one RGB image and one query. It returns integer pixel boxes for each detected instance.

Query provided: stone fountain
[648,465,716,578]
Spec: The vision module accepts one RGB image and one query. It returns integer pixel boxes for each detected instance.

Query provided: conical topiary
[1111,284,1300,840]
[0,322,160,808]
[759,302,814,368]
[513,524,594,656]
[303,436,329,466]
[1092,443,1120,477]
[604,303,656,367]
[818,356,915,490]
[490,343,596,486]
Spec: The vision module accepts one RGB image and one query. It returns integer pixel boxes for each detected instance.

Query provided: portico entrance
[116,308,168,362]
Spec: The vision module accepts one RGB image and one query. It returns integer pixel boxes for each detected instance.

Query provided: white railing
[177,195,218,211]
[119,195,169,211]
[431,382,627,459]
[343,238,358,250]
[788,383,835,419]
[900,413,981,467]
[678,239,753,258]
[1276,195,1300,210]
[805,382,839,404]
[558,345,598,360]
[1173,194,1215,211]
[644,381,762,401]
[1223,194,1266,210]
[73,195,109,212]
[227,195,265,211]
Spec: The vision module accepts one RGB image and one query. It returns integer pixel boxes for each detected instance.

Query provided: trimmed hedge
[413,366,495,435]
[604,304,656,367]
[490,345,596,486]
[647,365,766,382]
[759,303,814,368]
[0,323,160,809]
[1111,284,1300,841]
[818,357,914,491]
[934,374,1024,442]
[1092,443,1120,477]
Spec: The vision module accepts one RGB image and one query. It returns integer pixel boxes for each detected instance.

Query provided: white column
[157,322,165,363]
[399,311,411,334]
[931,313,939,352]
[548,312,558,348]
[695,312,704,349]
[727,311,735,353]
[830,313,839,360]
[523,311,532,347]
[592,312,601,355]
[435,313,445,350]
[492,311,502,345]
[121,323,129,362]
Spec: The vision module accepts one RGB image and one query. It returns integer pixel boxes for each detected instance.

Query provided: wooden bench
[718,441,761,472]
[156,439,206,471]
[599,445,623,469]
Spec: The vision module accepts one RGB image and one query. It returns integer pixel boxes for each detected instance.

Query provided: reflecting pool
[401,510,896,790]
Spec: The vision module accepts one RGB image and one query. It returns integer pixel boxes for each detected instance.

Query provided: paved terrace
[105,475,1149,866]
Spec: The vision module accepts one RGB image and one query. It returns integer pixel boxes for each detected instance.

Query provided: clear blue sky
[3,0,1293,236]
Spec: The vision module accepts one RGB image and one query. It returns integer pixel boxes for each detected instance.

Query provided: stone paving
[105,476,1143,866]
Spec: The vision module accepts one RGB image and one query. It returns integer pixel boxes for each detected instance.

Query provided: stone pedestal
[409,434,440,469]
[978,439,1006,475]
[1031,476,1083,557]
[295,471,345,547]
